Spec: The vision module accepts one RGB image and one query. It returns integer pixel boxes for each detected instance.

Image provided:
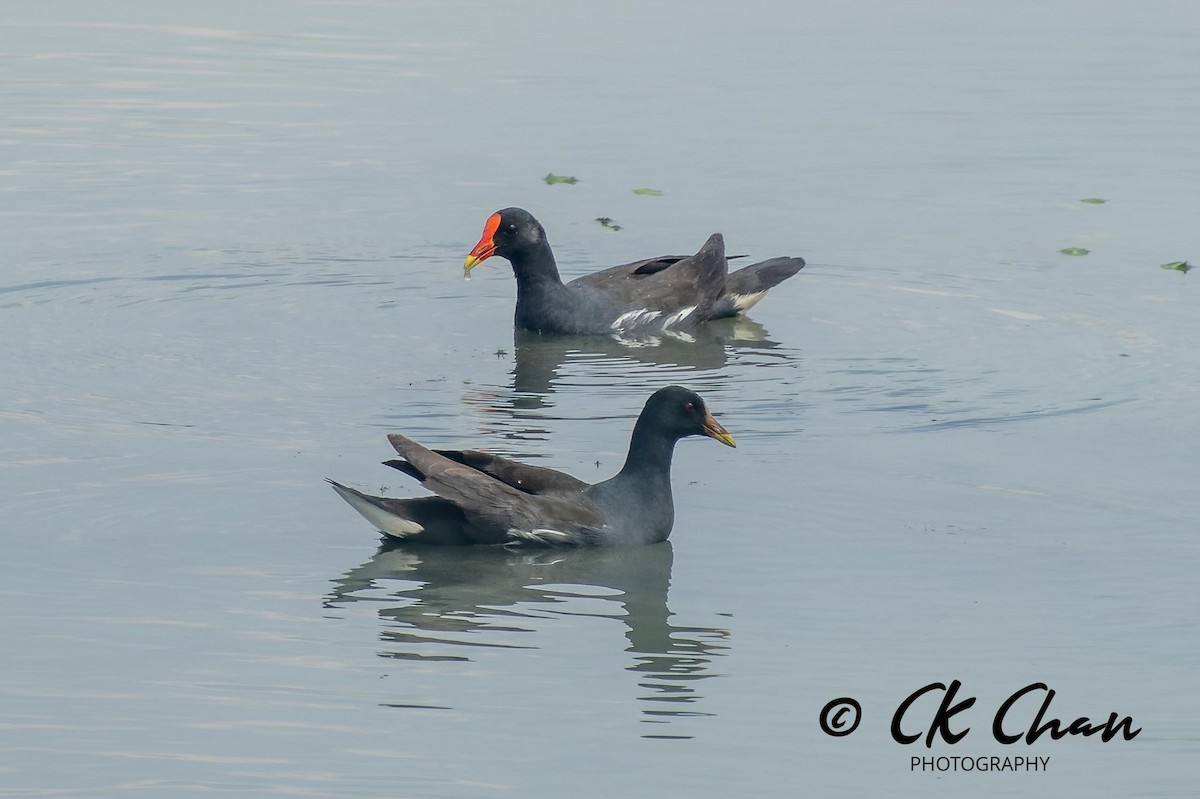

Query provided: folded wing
[386,434,606,542]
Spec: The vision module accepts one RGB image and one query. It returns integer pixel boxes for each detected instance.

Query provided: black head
[464,207,549,273]
[640,386,736,447]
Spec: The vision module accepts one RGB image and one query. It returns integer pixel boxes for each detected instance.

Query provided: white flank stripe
[611,309,662,330]
[661,305,696,329]
[507,527,573,545]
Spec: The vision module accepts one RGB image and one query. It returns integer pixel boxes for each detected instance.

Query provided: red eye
[684,402,695,413]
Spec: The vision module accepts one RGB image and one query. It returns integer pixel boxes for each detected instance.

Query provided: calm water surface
[2,1,1197,796]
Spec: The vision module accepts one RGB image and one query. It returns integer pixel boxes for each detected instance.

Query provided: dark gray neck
[510,242,564,292]
[616,418,678,485]
[583,418,678,544]
[511,244,573,331]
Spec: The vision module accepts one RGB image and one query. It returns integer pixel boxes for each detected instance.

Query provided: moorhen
[328,386,735,546]
[464,207,805,335]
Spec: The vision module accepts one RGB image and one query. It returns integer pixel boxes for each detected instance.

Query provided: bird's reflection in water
[327,541,729,737]
[463,317,798,446]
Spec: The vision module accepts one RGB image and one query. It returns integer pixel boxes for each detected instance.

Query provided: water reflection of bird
[511,317,783,397]
[326,541,729,737]
[460,318,796,441]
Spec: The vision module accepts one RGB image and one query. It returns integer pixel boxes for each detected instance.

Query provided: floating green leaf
[1080,198,1108,204]
[1060,247,1090,256]
[543,173,579,185]
[595,217,623,231]
[633,187,663,196]
[1160,261,1192,273]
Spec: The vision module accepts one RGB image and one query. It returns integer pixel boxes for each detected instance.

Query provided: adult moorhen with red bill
[464,208,805,335]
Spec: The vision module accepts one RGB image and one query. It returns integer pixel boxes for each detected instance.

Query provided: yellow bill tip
[702,414,736,448]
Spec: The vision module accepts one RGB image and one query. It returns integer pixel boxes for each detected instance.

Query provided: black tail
[725,256,805,295]
[708,256,805,318]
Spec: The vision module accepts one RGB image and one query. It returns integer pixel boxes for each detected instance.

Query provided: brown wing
[384,449,588,495]
[386,434,606,535]
[568,233,728,317]
[439,449,589,495]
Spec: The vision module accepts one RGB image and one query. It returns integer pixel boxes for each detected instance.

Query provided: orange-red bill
[702,411,736,448]
[464,212,502,271]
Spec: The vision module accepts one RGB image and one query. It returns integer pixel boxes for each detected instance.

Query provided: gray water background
[1,1,1197,796]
